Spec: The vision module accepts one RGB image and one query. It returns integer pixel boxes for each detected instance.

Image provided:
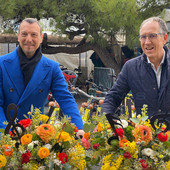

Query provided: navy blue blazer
[102,46,170,118]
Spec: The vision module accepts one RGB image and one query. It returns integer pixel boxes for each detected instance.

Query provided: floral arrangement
[81,105,170,170]
[0,104,169,170]
[0,107,86,170]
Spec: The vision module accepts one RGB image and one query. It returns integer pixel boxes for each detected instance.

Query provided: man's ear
[163,34,168,44]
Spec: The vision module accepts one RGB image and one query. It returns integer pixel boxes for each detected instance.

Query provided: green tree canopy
[0,0,169,74]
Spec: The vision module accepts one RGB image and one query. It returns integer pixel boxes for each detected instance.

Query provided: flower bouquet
[0,104,86,170]
[81,105,170,170]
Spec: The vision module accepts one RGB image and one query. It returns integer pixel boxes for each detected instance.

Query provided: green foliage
[0,0,168,47]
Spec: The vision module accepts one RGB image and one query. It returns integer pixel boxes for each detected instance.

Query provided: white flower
[53,159,62,166]
[27,142,34,150]
[142,148,156,157]
[117,120,128,128]
[28,140,39,150]
[38,166,46,170]
[43,144,52,150]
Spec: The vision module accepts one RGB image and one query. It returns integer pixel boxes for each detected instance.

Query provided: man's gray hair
[139,17,168,35]
[18,18,42,35]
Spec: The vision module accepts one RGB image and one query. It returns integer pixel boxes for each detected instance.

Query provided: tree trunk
[42,42,120,75]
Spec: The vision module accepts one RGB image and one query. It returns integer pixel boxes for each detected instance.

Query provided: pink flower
[81,138,90,150]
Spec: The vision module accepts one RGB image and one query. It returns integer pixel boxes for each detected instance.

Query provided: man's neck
[147,50,165,70]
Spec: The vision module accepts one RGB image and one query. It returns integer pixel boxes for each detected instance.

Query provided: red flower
[58,153,68,164]
[141,162,149,169]
[115,128,124,139]
[74,127,78,132]
[93,143,100,150]
[157,132,168,142]
[140,159,146,163]
[123,152,131,159]
[9,131,15,137]
[21,152,31,164]
[19,118,32,128]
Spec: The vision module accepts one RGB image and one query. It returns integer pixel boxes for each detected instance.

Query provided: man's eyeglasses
[139,33,163,41]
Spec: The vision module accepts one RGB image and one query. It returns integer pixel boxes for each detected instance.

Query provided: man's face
[140,21,168,60]
[17,21,43,58]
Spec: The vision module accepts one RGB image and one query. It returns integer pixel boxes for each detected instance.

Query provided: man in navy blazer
[0,18,84,133]
[101,17,170,119]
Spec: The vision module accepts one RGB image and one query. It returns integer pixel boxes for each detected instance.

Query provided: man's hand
[76,129,85,139]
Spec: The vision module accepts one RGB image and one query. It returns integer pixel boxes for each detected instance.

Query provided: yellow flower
[101,154,123,170]
[21,134,32,145]
[38,147,50,159]
[40,114,49,122]
[159,154,163,159]
[165,161,170,170]
[123,141,138,159]
[0,155,7,168]
[97,122,104,132]
[56,131,72,142]
[67,143,86,170]
[36,124,56,143]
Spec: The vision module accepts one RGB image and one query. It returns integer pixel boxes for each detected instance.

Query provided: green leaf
[62,141,71,149]
[142,116,148,121]
[83,123,91,133]
[62,163,72,170]
[31,105,34,112]
[164,141,170,147]
[49,161,54,170]
[130,118,139,124]
[63,124,74,134]
[0,129,5,133]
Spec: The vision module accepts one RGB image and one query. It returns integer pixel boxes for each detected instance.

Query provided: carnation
[157,132,168,142]
[19,118,32,128]
[142,148,156,157]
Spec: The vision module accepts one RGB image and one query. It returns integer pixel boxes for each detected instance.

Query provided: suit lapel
[18,57,50,104]
[3,50,25,97]
[158,57,170,106]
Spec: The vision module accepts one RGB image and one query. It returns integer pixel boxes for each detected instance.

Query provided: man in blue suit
[0,18,84,134]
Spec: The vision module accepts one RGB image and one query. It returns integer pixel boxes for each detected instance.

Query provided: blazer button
[39,89,43,93]
[10,88,14,92]
[158,109,161,112]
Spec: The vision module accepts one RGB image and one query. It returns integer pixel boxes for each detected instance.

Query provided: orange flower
[132,125,152,145]
[38,147,50,159]
[36,124,56,143]
[119,139,129,148]
[97,122,104,132]
[56,131,72,142]
[3,144,13,156]
[83,132,90,140]
[21,134,32,145]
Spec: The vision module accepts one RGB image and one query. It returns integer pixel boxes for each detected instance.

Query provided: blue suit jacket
[0,48,83,129]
